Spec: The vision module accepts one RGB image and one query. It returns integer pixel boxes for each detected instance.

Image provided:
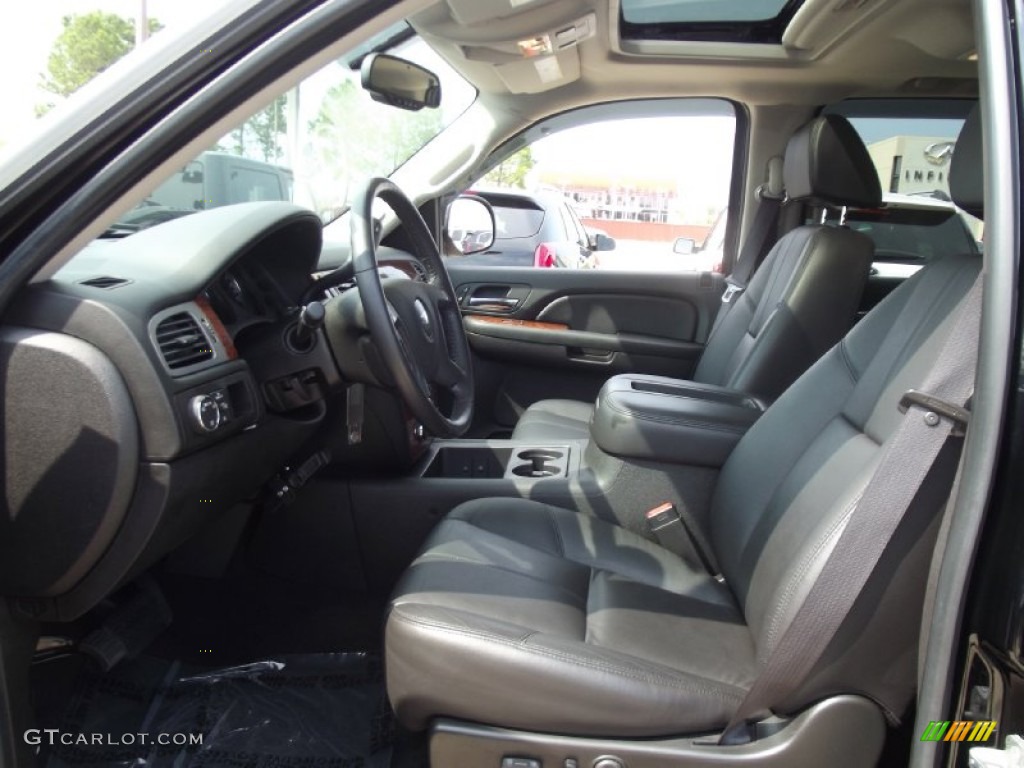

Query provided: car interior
[0,0,1003,766]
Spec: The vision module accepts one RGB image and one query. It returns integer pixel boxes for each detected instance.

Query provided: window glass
[850,117,963,198]
[38,21,476,242]
[844,204,978,263]
[226,167,285,204]
[619,0,804,43]
[621,0,795,24]
[494,207,545,239]
[565,204,589,245]
[559,205,582,245]
[825,99,983,245]
[454,102,737,272]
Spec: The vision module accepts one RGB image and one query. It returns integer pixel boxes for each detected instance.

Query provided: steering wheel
[349,177,474,438]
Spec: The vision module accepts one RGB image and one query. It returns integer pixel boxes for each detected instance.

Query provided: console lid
[592,374,765,467]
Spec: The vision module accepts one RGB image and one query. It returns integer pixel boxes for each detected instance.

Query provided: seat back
[708,105,983,719]
[694,115,881,401]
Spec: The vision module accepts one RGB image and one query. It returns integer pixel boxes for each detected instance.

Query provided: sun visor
[446,0,562,27]
[494,48,581,93]
[455,13,594,93]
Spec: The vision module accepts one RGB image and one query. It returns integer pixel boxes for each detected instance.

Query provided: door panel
[536,294,699,339]
[465,316,703,364]
[446,263,724,434]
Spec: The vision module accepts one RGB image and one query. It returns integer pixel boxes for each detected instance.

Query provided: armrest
[592,374,765,467]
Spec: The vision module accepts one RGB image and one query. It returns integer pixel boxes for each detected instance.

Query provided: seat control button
[593,759,624,768]
[501,759,540,768]
[564,760,579,768]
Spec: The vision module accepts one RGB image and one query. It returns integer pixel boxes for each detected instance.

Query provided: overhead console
[591,374,765,467]
[415,0,596,94]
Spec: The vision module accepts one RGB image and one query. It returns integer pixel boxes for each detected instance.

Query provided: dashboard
[0,202,421,621]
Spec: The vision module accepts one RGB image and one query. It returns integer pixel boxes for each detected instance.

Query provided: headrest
[951,104,983,220]
[783,114,882,208]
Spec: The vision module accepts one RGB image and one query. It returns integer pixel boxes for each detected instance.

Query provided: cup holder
[517,449,564,462]
[509,448,568,479]
[512,464,559,478]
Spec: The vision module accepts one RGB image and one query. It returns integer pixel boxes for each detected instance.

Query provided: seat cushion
[510,398,594,441]
[386,498,757,736]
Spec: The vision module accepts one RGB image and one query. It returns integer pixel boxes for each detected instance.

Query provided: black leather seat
[512,114,880,442]
[385,107,984,739]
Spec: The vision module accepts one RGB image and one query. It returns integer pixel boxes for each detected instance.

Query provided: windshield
[117,27,475,233]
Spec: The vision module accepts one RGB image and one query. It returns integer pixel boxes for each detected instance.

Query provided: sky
[0,0,226,149]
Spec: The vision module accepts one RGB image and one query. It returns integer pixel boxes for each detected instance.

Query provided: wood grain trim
[378,258,423,280]
[470,316,569,331]
[195,296,238,360]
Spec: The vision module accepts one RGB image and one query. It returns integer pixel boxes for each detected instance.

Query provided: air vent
[79,276,129,289]
[155,312,214,371]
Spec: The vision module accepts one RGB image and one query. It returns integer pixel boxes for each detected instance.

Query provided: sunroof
[620,0,806,44]
[622,0,794,24]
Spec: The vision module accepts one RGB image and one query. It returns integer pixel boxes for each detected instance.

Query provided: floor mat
[37,652,400,767]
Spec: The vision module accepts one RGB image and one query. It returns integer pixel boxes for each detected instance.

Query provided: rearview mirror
[360,53,441,111]
[445,195,495,256]
[673,237,697,255]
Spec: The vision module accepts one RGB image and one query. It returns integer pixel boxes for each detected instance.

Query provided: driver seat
[384,107,984,753]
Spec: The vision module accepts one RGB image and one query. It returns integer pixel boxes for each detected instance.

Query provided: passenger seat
[512,114,881,442]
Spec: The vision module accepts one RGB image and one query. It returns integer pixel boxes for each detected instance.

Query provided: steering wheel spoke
[433,353,466,390]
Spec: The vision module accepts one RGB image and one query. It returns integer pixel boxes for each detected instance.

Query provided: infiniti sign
[924,140,955,166]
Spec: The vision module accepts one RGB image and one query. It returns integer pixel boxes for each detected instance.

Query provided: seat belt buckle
[721,280,743,304]
[645,502,679,530]
[645,503,706,567]
[898,389,970,437]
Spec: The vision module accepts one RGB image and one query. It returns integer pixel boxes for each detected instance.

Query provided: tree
[227,96,287,162]
[483,147,535,189]
[304,76,444,211]
[38,12,162,114]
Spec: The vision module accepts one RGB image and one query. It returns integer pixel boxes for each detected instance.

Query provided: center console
[340,374,767,591]
[424,444,573,480]
[417,375,765,485]
[590,374,765,466]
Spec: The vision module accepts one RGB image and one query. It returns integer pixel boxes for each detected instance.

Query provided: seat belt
[719,272,983,746]
[721,196,782,304]
[720,156,786,305]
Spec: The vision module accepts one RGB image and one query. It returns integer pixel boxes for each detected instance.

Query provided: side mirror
[182,161,204,184]
[360,53,441,111]
[592,233,616,252]
[673,237,697,255]
[445,195,496,256]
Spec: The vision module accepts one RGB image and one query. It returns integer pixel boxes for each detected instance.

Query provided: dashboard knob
[189,394,222,433]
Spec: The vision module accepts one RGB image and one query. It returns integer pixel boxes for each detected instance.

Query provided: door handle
[468,296,519,309]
